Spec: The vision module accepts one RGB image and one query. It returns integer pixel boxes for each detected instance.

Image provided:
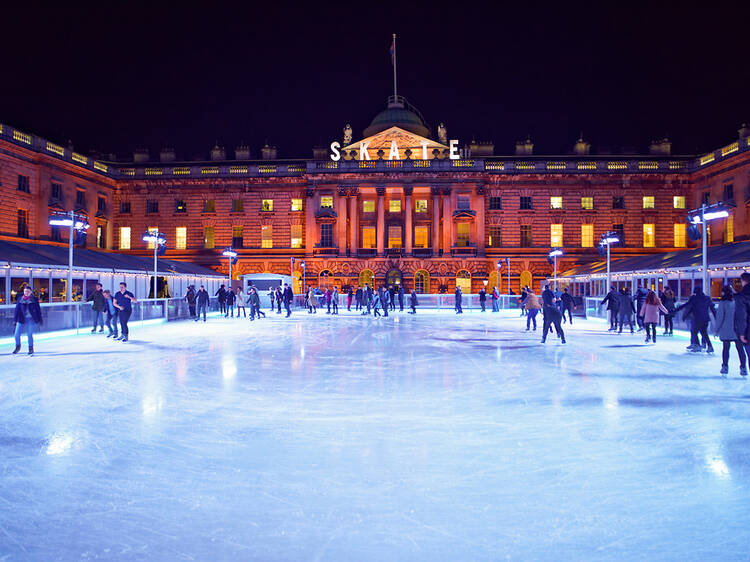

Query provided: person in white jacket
[235,287,247,318]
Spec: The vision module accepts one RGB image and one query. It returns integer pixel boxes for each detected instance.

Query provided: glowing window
[673,196,685,209]
[363,200,375,213]
[175,227,187,250]
[643,224,655,247]
[456,269,471,293]
[550,224,563,247]
[415,199,428,213]
[291,225,302,248]
[362,227,376,249]
[726,215,734,243]
[261,225,273,248]
[581,224,593,248]
[320,196,333,209]
[261,199,273,212]
[643,196,655,209]
[673,223,686,248]
[388,226,402,248]
[146,226,158,249]
[232,226,244,248]
[414,226,429,248]
[581,197,593,210]
[550,196,563,209]
[203,199,215,213]
[204,227,214,249]
[456,223,470,247]
[488,226,501,248]
[389,199,401,212]
[414,270,429,293]
[359,269,374,288]
[119,226,131,250]
[290,198,303,211]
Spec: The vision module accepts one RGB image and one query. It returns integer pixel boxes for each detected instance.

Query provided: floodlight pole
[153,240,159,298]
[496,262,500,294]
[606,242,611,294]
[553,254,558,292]
[506,257,511,295]
[67,210,74,302]
[701,203,708,294]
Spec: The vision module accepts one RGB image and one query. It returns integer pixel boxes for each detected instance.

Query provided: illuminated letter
[420,140,429,160]
[330,141,341,161]
[449,139,460,160]
[359,141,370,160]
[389,140,399,160]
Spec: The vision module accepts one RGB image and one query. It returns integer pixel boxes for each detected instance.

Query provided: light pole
[222,248,238,287]
[142,230,167,298]
[548,248,563,291]
[49,211,89,302]
[506,256,511,295]
[290,257,295,284]
[599,231,620,294]
[300,260,306,293]
[496,260,502,294]
[688,202,732,295]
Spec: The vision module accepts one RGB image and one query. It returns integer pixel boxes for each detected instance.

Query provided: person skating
[215,284,227,315]
[12,285,42,355]
[479,287,487,312]
[634,286,648,332]
[252,288,266,319]
[600,286,621,331]
[325,288,332,314]
[676,287,715,353]
[373,291,382,317]
[275,286,283,314]
[195,285,209,322]
[185,285,197,318]
[355,286,363,311]
[331,286,339,315]
[398,285,404,312]
[524,289,542,331]
[560,288,574,324]
[307,286,317,314]
[639,290,668,343]
[714,285,746,376]
[225,287,236,317]
[540,285,565,344]
[660,288,676,335]
[734,272,750,376]
[520,286,528,316]
[113,282,137,342]
[616,287,635,334]
[236,287,247,318]
[347,286,354,311]
[491,286,500,312]
[362,284,370,315]
[86,282,106,333]
[283,283,293,318]
[103,290,119,338]
[455,286,463,314]
[409,289,418,313]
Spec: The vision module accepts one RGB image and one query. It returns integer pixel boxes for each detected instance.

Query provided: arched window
[519,270,533,292]
[359,269,374,288]
[414,269,430,293]
[456,269,471,293]
[387,269,402,288]
[318,269,334,289]
[488,270,502,294]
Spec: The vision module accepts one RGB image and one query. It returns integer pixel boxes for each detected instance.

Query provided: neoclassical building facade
[1,98,749,293]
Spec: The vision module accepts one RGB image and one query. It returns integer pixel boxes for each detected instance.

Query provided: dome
[363,96,430,138]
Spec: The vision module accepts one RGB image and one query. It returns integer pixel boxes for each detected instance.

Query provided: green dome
[363,96,430,138]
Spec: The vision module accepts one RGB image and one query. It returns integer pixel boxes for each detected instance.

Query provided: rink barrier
[584,297,711,332]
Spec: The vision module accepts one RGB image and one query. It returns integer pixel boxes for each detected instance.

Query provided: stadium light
[548,248,563,291]
[222,248,238,284]
[143,230,167,298]
[48,211,90,302]
[687,202,734,293]
[599,231,620,293]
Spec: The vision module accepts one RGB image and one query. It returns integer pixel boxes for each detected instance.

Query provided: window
[456,223,470,247]
[489,196,502,210]
[612,196,625,209]
[320,224,333,247]
[643,224,655,247]
[291,225,303,248]
[50,225,62,242]
[119,226,131,250]
[415,199,428,212]
[97,196,106,213]
[76,190,87,207]
[724,184,734,201]
[389,199,401,212]
[414,270,430,293]
[359,269,374,288]
[146,226,158,249]
[701,191,710,205]
[388,226,402,248]
[320,196,333,209]
[581,224,593,248]
[456,269,471,293]
[414,226,429,248]
[673,224,686,248]
[550,196,563,209]
[673,196,685,209]
[363,200,375,213]
[581,197,593,210]
[204,227,215,249]
[51,182,62,201]
[17,175,30,193]
[290,198,303,211]
[488,226,502,248]
[176,227,187,249]
[726,215,734,243]
[362,226,376,249]
[146,200,159,214]
[643,196,655,209]
[96,224,106,249]
[175,199,187,213]
[203,199,215,213]
[520,225,532,247]
[457,196,471,210]
[262,199,274,212]
[17,209,29,237]
[550,224,563,247]
[612,224,625,246]
[119,201,131,214]
[520,196,533,210]
[233,226,245,248]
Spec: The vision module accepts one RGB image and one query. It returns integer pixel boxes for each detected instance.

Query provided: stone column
[431,187,440,254]
[349,188,358,255]
[404,186,413,255]
[475,184,486,256]
[337,186,347,255]
[376,186,386,255]
[442,187,453,252]
[305,186,316,256]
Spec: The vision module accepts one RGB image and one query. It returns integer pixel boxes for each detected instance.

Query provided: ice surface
[1,309,750,560]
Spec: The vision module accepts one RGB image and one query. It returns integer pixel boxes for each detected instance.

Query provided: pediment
[342,126,448,160]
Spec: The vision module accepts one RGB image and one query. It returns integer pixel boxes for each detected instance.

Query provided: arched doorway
[456,269,471,293]
[386,268,402,288]
[520,270,532,292]
[318,269,334,290]
[488,270,502,294]
[359,269,374,289]
[414,269,430,293]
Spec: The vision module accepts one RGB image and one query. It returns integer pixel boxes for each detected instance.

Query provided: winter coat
[196,289,209,306]
[332,289,339,303]
[284,286,294,303]
[601,291,620,311]
[639,300,668,324]
[525,294,542,310]
[492,289,499,300]
[249,291,260,307]
[541,288,555,308]
[660,293,676,315]
[398,287,404,303]
[104,297,116,315]
[355,288,363,302]
[373,295,381,309]
[185,288,197,305]
[236,290,246,306]
[560,292,573,308]
[14,295,42,324]
[86,289,106,311]
[733,283,750,340]
[676,292,715,325]
[635,288,648,311]
[714,300,738,341]
[225,290,236,305]
[215,287,227,303]
[617,292,635,318]
[479,289,486,303]
[410,291,418,307]
[455,288,463,305]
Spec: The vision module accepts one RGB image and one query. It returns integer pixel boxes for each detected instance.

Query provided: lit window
[261,225,272,248]
[581,224,593,247]
[290,225,303,248]
[363,200,375,213]
[359,269,374,287]
[146,226,158,249]
[414,226,429,248]
[175,200,187,213]
[320,196,333,209]
[550,224,563,247]
[550,196,563,209]
[203,199,215,213]
[673,196,685,209]
[261,199,273,212]
[488,226,501,248]
[643,224,655,247]
[204,226,214,249]
[673,223,686,247]
[232,226,244,248]
[290,198,303,211]
[581,197,593,210]
[119,226,131,250]
[725,215,734,243]
[414,270,429,293]
[456,223,470,247]
[643,196,655,209]
[388,226,402,248]
[456,269,471,293]
[415,199,428,213]
[232,199,244,212]
[175,227,187,249]
[320,224,333,246]
[362,226,376,249]
[389,199,401,212]
[96,224,105,249]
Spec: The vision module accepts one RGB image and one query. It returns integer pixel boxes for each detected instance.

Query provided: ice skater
[373,291,382,317]
[479,287,487,312]
[86,282,106,333]
[355,286,363,311]
[491,286,499,312]
[103,290,119,338]
[617,287,635,334]
[639,290,668,343]
[185,285,197,318]
[307,286,317,314]
[276,286,283,314]
[560,288,574,324]
[12,285,42,355]
[676,287,715,353]
[331,286,339,315]
[215,284,227,315]
[735,272,750,374]
[113,282,137,342]
[268,289,275,311]
[236,287,247,318]
[540,285,565,344]
[523,289,541,331]
[225,287,236,317]
[455,286,463,314]
[660,287,676,335]
[398,285,404,312]
[408,289,418,313]
[283,283,293,318]
[195,285,209,322]
[601,286,620,331]
[713,285,746,376]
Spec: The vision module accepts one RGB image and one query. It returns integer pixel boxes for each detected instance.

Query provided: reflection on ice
[45,432,74,456]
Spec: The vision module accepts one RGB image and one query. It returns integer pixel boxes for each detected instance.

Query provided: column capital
[348,186,359,197]
[442,186,452,196]
[337,185,348,196]
[476,184,487,195]
[431,186,442,196]
[376,186,386,196]
[305,186,316,198]
[403,186,413,196]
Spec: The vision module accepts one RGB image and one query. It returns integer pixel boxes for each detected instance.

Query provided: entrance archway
[359,269,374,289]
[386,268,402,288]
[414,269,430,293]
[456,269,471,293]
[519,270,532,292]
[318,269,334,290]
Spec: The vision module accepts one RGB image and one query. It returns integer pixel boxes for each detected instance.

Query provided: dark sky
[3,3,748,160]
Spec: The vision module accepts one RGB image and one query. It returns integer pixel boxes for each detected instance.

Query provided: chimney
[235,145,250,159]
[515,136,533,156]
[210,144,226,161]
[470,139,494,157]
[649,138,671,155]
[312,146,328,160]
[160,148,176,162]
[739,123,749,140]
[573,135,591,155]
[133,148,150,163]
[262,143,278,160]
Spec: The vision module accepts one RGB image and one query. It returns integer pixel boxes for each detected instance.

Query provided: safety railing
[289,293,528,312]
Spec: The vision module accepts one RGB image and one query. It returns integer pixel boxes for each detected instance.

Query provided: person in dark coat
[617,287,636,334]
[225,287,236,317]
[331,287,339,315]
[347,286,354,311]
[86,282,106,333]
[408,289,418,314]
[103,289,119,338]
[113,282,137,342]
[389,285,396,311]
[12,286,42,355]
[560,288,574,324]
[660,288,676,335]
[268,289,275,311]
[355,286,363,311]
[325,288,332,314]
[283,283,293,318]
[635,286,649,331]
[275,286,283,314]
[600,286,621,331]
[252,288,265,319]
[379,286,389,317]
[398,285,404,312]
[734,272,750,376]
[540,285,565,344]
[185,285,197,318]
[675,287,715,352]
[519,286,528,316]
[215,285,227,314]
[455,286,463,314]
[479,287,487,312]
[714,285,746,376]
[195,285,209,322]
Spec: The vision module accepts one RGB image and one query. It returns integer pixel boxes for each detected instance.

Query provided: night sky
[3,4,748,160]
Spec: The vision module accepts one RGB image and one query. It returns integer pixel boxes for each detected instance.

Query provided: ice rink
[1,308,749,560]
